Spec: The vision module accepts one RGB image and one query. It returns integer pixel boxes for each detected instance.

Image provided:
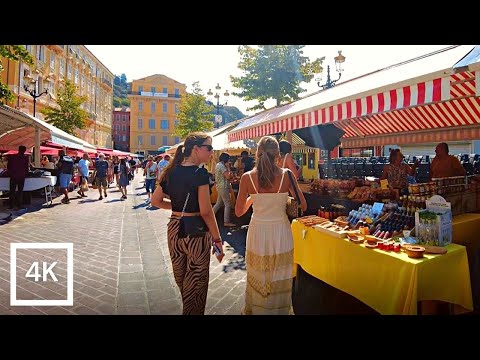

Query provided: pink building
[112,107,130,152]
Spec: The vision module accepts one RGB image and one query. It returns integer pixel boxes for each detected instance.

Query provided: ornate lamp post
[23,74,48,117]
[207,83,229,128]
[316,51,346,90]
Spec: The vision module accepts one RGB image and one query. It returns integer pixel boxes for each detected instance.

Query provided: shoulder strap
[248,173,258,194]
[277,168,286,193]
[287,169,301,202]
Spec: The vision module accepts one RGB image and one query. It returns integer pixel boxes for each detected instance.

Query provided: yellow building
[0,45,114,148]
[128,74,186,156]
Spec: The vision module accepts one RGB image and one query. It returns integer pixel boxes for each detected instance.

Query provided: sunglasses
[199,144,213,151]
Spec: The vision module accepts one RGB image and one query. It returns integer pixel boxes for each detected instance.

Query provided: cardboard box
[415,195,452,247]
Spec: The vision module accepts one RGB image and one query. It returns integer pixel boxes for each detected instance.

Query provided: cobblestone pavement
[0,176,247,315]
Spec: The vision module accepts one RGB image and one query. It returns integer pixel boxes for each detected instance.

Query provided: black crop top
[160,165,209,213]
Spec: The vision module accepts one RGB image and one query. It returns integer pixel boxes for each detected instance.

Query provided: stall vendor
[381,149,418,193]
[430,143,466,179]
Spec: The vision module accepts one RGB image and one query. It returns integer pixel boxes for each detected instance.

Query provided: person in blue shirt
[77,153,90,198]
[95,153,109,200]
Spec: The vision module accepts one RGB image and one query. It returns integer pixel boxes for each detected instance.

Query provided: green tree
[230,45,324,111]
[174,82,214,139]
[0,45,34,104]
[40,79,89,135]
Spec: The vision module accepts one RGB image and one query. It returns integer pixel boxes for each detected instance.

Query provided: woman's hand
[211,240,225,263]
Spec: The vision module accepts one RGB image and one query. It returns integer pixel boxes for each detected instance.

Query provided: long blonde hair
[256,136,280,189]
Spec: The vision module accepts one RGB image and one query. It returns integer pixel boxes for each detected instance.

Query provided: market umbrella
[293,124,345,178]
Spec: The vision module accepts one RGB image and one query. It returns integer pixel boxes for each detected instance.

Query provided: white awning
[0,105,86,150]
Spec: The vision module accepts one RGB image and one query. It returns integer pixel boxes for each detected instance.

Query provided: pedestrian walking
[119,158,129,200]
[151,132,224,315]
[235,136,307,315]
[212,152,235,227]
[77,153,90,198]
[95,153,109,200]
[56,149,75,204]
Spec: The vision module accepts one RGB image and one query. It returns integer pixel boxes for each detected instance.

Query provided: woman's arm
[287,169,307,212]
[151,184,172,210]
[235,173,253,217]
[198,184,222,248]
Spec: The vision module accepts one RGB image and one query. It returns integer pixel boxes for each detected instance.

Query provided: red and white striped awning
[228,45,480,147]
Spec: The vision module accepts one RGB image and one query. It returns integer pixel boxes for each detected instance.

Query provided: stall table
[0,176,57,206]
[292,220,473,315]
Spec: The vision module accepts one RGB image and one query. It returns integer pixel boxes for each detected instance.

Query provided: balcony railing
[127,91,181,98]
[102,78,112,89]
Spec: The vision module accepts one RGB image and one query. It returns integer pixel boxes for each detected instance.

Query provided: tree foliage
[230,45,324,111]
[0,45,34,104]
[40,79,89,135]
[174,82,214,139]
[113,73,130,107]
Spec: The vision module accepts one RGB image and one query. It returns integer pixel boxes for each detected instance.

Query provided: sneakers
[145,198,151,204]
[61,198,70,204]
[98,196,103,200]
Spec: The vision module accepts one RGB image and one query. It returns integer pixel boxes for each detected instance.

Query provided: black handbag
[178,189,208,239]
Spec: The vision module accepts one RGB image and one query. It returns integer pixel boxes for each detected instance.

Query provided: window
[175,104,179,114]
[151,87,156,93]
[138,85,143,93]
[123,115,127,121]
[59,58,65,76]
[36,45,45,62]
[162,136,168,145]
[149,119,155,129]
[162,102,168,112]
[74,69,79,84]
[122,125,126,132]
[161,120,169,129]
[151,101,156,113]
[50,52,56,70]
[139,101,143,111]
[174,137,180,144]
[67,65,72,80]
[116,124,120,131]
[174,120,179,126]
[25,45,32,54]
[138,135,143,146]
[163,87,168,94]
[122,135,126,142]
[308,152,315,169]
[151,135,156,145]
[174,88,180,98]
[81,75,85,90]
[138,118,143,129]
[115,114,119,122]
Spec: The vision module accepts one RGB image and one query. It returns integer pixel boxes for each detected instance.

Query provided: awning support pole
[34,126,41,167]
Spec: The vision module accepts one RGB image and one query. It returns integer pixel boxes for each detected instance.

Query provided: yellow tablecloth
[292,221,473,315]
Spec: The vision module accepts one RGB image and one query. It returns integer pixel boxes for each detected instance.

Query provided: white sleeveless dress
[243,169,293,315]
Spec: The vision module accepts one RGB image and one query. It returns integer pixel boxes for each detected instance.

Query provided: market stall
[0,175,57,206]
[291,216,473,315]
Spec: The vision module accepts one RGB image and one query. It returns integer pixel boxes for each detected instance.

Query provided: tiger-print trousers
[167,217,212,315]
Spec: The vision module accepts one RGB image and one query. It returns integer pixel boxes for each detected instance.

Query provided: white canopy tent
[0,105,93,166]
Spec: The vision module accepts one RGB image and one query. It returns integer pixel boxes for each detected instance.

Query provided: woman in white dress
[235,136,307,315]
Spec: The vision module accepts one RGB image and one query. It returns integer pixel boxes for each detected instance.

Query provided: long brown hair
[159,132,211,184]
[256,136,280,189]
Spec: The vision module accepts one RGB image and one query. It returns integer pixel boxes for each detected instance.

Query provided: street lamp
[207,83,229,128]
[316,50,346,90]
[23,74,48,117]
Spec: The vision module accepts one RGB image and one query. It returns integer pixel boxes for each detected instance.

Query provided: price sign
[372,202,384,216]
[380,179,389,190]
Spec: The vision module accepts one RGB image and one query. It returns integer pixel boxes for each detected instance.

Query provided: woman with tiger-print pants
[151,132,224,315]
